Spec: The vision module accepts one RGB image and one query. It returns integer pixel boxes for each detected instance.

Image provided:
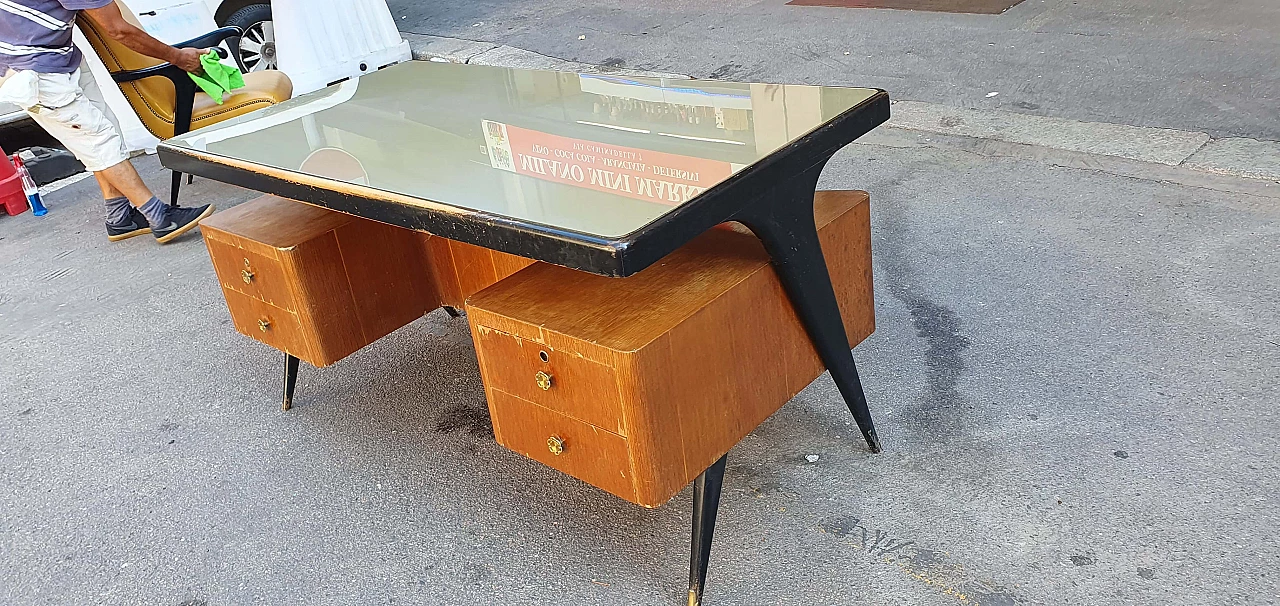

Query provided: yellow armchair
[77,1,292,205]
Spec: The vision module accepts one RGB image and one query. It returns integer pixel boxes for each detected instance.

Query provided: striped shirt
[0,0,111,73]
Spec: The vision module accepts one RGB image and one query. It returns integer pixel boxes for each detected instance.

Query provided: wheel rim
[238,20,276,71]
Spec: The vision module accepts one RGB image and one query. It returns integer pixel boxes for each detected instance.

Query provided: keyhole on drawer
[539,350,549,363]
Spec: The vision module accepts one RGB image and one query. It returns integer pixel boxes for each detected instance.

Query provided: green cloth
[188,50,245,105]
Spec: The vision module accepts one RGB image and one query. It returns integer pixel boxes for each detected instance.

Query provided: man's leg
[92,172,123,200]
[92,160,175,241]
[26,67,214,243]
[90,170,147,240]
[92,165,129,223]
[76,67,214,243]
[70,64,146,229]
[96,159,157,207]
[73,65,167,228]
[91,157,214,243]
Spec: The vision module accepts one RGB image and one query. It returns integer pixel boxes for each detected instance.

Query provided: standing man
[0,0,213,243]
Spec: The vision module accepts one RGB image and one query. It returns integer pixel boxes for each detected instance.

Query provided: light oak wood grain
[205,236,295,311]
[201,195,353,249]
[202,195,438,367]
[468,190,875,507]
[422,235,535,308]
[489,389,636,502]
[222,289,312,361]
[473,327,625,434]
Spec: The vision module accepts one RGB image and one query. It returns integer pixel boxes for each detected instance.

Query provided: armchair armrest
[110,26,239,84]
[107,61,199,138]
[174,26,241,56]
[111,62,186,84]
[105,26,244,139]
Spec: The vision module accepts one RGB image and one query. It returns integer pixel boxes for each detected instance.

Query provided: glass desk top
[161,61,881,240]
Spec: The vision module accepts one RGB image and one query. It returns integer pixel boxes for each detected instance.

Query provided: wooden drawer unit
[472,328,624,433]
[201,195,439,369]
[221,289,309,358]
[205,237,296,310]
[419,234,535,309]
[467,191,876,507]
[488,390,634,499]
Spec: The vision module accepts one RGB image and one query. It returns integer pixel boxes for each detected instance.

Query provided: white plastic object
[272,0,410,96]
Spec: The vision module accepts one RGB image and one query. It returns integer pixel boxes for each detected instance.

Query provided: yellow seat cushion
[191,71,292,132]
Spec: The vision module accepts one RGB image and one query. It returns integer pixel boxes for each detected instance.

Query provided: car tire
[223,4,275,73]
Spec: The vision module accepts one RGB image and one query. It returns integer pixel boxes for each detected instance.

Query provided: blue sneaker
[106,206,151,242]
[153,203,215,244]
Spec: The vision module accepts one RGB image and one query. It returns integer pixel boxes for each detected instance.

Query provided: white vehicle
[211,1,275,72]
[132,0,276,73]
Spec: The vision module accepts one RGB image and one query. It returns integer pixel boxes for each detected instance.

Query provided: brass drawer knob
[258,319,271,332]
[547,435,565,455]
[535,371,553,391]
[241,269,255,284]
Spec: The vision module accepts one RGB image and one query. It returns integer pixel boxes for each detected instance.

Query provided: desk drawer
[206,237,295,311]
[474,328,623,434]
[223,288,310,361]
[489,389,634,501]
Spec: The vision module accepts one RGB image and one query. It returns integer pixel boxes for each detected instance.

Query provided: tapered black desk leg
[734,165,881,453]
[282,353,299,411]
[689,455,728,606]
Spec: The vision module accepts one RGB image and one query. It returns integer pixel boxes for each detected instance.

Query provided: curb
[885,101,1280,182]
[401,32,687,80]
[1182,138,1280,183]
[886,100,1209,167]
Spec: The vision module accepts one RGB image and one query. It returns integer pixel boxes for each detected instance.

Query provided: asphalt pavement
[2,1,1279,604]
[388,0,1280,140]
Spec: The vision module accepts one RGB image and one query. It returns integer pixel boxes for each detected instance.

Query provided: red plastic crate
[0,147,28,216]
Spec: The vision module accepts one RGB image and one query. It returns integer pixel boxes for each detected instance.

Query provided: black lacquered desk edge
[159,87,891,606]
[157,91,889,277]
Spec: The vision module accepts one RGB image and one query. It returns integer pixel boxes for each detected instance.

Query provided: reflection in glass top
[164,61,878,238]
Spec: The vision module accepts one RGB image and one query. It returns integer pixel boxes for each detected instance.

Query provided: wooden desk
[164,61,890,605]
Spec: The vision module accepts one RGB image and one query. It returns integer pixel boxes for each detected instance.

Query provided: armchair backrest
[77,0,180,139]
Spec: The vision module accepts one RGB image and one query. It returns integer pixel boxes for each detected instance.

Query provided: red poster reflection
[483,120,735,206]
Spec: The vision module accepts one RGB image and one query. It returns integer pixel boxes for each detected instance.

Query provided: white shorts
[6,63,130,172]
